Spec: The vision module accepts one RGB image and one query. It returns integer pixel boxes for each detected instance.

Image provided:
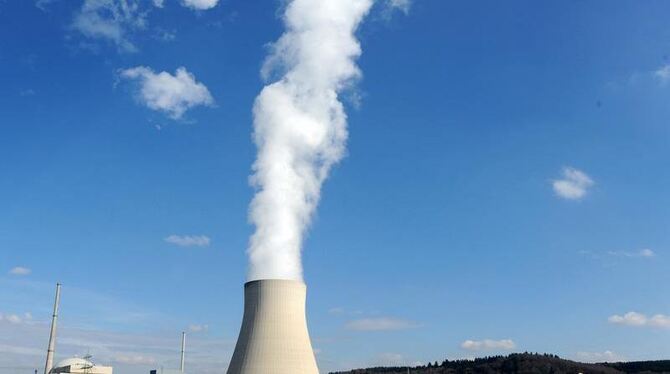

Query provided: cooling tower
[227,279,319,374]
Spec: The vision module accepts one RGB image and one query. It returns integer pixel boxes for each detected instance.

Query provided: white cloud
[649,314,670,327]
[71,0,211,50]
[654,65,670,85]
[461,339,516,351]
[552,167,594,200]
[639,248,656,257]
[114,354,157,365]
[576,350,625,363]
[607,248,656,259]
[608,311,647,326]
[582,248,658,264]
[120,66,214,119]
[188,324,209,333]
[164,234,211,247]
[181,0,219,10]
[72,0,149,52]
[154,28,176,41]
[328,307,345,315]
[35,0,57,11]
[385,0,411,15]
[608,311,670,328]
[19,89,36,97]
[0,314,24,324]
[345,317,419,331]
[8,267,31,276]
[6,315,22,324]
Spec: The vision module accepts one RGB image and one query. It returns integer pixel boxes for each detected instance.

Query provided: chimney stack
[180,331,186,373]
[44,283,61,374]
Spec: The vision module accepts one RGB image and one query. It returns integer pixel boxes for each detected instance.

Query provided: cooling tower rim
[244,278,306,287]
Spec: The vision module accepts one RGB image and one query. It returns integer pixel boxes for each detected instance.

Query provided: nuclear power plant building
[49,358,113,374]
[227,279,319,374]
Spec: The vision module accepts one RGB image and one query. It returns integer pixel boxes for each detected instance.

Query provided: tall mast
[44,283,61,374]
[180,331,186,373]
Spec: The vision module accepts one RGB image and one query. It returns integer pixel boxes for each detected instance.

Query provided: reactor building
[226,279,319,374]
[49,358,113,374]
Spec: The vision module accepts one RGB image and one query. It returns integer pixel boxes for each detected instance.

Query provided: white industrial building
[49,358,113,374]
[227,279,319,374]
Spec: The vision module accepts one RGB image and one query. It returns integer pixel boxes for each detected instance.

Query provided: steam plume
[248,0,373,280]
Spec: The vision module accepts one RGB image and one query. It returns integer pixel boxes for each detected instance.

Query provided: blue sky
[1,0,669,372]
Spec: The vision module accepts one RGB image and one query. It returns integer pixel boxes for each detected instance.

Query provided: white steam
[247,0,373,281]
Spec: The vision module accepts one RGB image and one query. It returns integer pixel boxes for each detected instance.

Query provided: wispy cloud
[1,314,23,324]
[461,339,516,351]
[654,64,670,85]
[154,28,176,42]
[328,307,346,315]
[188,324,209,333]
[345,317,420,331]
[164,234,211,247]
[181,0,219,10]
[580,248,657,265]
[576,350,625,363]
[0,312,33,325]
[552,167,594,200]
[638,248,655,257]
[608,311,670,328]
[70,0,212,51]
[8,267,31,276]
[120,66,214,120]
[72,0,149,53]
[35,0,57,12]
[113,354,157,365]
[19,89,36,97]
[607,248,655,258]
[385,0,411,15]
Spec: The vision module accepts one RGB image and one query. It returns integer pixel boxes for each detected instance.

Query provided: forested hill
[330,353,670,374]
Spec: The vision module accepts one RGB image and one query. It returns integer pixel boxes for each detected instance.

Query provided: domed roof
[55,357,93,369]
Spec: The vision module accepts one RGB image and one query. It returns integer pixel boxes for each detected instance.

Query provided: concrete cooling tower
[227,279,319,374]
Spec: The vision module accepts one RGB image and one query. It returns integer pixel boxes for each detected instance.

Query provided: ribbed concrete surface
[227,279,319,374]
